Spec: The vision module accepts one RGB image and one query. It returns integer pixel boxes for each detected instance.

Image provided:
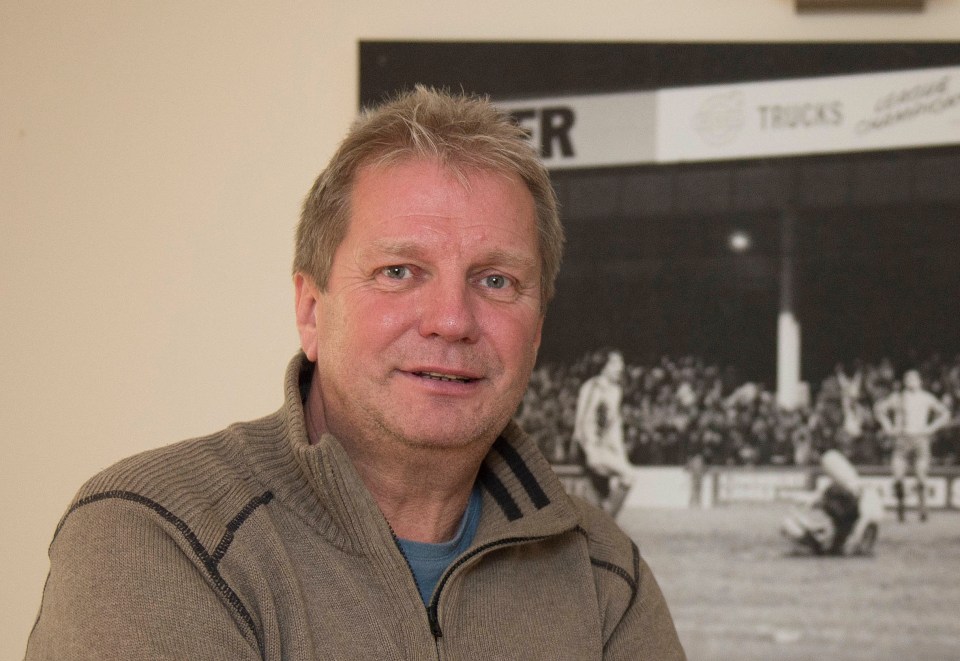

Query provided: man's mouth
[413,371,477,383]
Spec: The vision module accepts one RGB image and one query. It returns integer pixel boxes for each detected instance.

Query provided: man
[27,88,684,659]
[781,449,883,556]
[836,362,867,455]
[874,369,950,522]
[573,350,635,516]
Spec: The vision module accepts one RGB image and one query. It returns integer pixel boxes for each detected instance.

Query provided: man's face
[603,353,625,380]
[904,371,921,391]
[296,158,544,453]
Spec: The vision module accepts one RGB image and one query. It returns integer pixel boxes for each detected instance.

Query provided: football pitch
[622,505,960,660]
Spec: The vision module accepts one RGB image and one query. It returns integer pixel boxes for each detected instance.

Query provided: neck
[304,368,486,543]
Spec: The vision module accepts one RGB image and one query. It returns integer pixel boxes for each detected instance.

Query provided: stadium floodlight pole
[777,204,802,410]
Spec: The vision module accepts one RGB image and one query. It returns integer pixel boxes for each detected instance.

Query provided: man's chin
[398,430,493,452]
[386,417,503,453]
[373,395,517,453]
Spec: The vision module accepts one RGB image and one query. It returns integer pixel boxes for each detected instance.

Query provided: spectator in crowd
[518,350,960,472]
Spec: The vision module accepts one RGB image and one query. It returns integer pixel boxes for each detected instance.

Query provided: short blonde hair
[293,86,564,307]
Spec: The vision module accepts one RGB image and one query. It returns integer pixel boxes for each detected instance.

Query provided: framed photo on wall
[358,41,960,660]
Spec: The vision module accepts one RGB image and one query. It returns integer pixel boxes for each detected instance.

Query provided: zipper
[387,533,446,660]
[386,524,428,610]
[425,533,552,639]
[386,528,446,659]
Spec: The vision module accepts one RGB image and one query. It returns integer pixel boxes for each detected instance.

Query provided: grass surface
[622,504,960,660]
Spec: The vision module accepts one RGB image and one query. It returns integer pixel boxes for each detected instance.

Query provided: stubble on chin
[367,396,507,454]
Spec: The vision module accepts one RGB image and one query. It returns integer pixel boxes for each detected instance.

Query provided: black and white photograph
[362,41,960,659]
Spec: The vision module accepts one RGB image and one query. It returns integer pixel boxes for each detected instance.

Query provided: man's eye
[382,265,411,280]
[482,274,511,289]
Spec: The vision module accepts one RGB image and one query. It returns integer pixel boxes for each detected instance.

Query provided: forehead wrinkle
[362,236,445,261]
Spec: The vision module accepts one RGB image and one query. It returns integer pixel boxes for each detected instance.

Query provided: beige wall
[2,1,958,656]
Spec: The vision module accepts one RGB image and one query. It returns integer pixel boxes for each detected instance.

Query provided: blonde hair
[293,86,564,307]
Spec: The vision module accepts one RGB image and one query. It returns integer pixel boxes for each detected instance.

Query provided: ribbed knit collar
[239,353,581,557]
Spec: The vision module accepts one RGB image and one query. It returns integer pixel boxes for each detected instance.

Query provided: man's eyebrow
[478,248,538,272]
[364,240,538,271]
[365,239,429,259]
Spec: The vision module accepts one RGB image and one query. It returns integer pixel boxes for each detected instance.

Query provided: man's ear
[533,314,544,351]
[294,273,321,361]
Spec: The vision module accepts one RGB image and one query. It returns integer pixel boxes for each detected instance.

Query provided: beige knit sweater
[26,355,684,660]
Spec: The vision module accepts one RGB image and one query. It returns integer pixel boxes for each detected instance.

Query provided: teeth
[418,371,472,383]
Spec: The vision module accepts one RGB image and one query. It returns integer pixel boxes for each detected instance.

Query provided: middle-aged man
[27,87,684,660]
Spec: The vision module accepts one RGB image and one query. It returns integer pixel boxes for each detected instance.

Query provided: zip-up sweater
[26,354,685,660]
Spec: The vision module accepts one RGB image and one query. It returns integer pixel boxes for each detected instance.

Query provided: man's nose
[417,278,480,343]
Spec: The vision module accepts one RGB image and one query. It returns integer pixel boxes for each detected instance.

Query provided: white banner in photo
[657,65,960,162]
[500,65,960,168]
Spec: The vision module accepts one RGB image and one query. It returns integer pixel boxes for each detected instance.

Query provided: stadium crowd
[514,350,960,467]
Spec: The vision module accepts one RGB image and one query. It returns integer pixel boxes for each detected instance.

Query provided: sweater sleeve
[25,497,263,661]
[571,498,686,660]
[602,550,686,661]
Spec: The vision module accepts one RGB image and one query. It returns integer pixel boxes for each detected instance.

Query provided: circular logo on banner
[693,91,745,146]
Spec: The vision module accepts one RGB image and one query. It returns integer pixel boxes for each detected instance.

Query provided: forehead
[353,157,531,207]
[346,158,538,247]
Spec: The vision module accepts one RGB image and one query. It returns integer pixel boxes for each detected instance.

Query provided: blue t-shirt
[396,485,482,605]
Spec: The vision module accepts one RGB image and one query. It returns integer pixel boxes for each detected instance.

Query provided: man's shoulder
[565,495,680,645]
[62,416,275,541]
[569,496,640,575]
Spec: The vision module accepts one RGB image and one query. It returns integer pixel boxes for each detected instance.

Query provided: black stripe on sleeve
[55,489,273,654]
[590,555,639,602]
[628,541,641,611]
[575,525,641,606]
[212,492,275,565]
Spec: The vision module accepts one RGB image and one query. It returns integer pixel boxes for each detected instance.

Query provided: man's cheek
[374,307,411,336]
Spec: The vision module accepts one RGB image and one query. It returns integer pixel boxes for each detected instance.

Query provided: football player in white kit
[873,370,951,522]
[572,351,634,517]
